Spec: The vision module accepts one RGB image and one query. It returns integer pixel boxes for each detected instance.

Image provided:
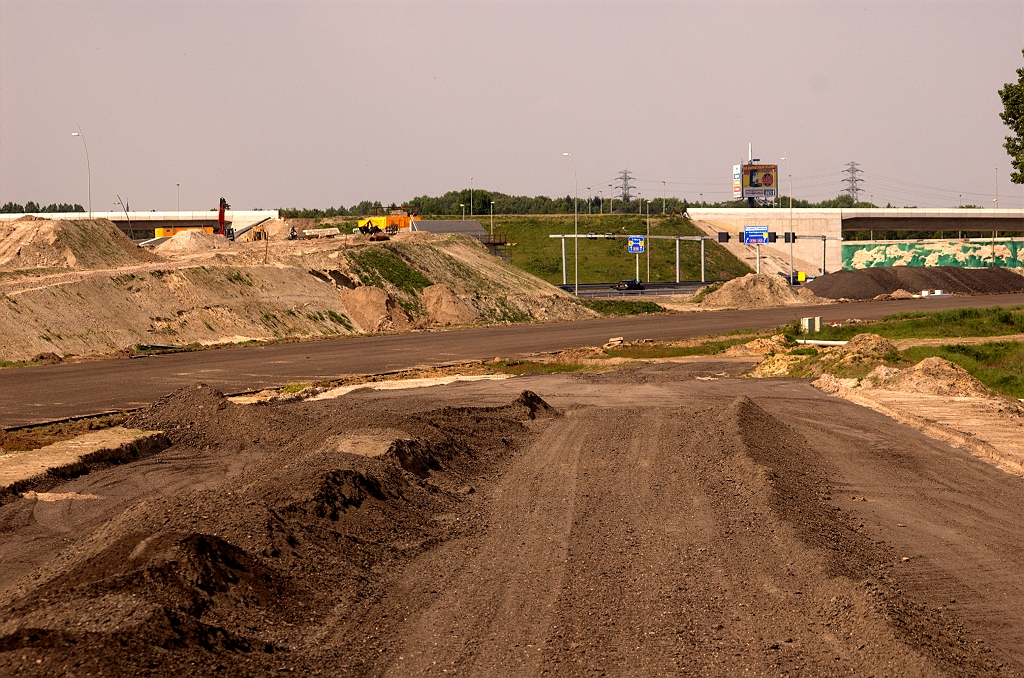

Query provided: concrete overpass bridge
[0,210,279,240]
[688,208,1024,275]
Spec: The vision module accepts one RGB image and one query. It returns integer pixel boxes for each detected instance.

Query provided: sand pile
[724,334,789,356]
[808,266,1024,300]
[422,284,478,325]
[155,229,233,254]
[0,217,159,271]
[842,333,898,359]
[882,357,992,397]
[338,285,411,333]
[699,274,808,309]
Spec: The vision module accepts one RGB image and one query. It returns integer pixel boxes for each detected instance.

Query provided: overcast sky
[3,0,1024,211]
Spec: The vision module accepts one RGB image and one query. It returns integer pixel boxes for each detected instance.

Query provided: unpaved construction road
[1,364,1022,676]
[5,292,1024,428]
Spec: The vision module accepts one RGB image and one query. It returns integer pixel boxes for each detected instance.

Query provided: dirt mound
[155,229,233,254]
[338,285,411,332]
[421,283,479,325]
[0,217,159,271]
[724,334,789,356]
[842,333,897,359]
[883,356,992,397]
[699,273,807,309]
[808,266,1024,300]
[0,389,555,675]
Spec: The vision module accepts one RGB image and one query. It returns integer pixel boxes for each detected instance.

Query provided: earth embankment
[0,217,160,271]
[0,231,589,363]
[0,367,1020,676]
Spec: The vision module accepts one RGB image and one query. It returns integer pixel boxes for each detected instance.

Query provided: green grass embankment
[804,307,1024,342]
[423,214,752,286]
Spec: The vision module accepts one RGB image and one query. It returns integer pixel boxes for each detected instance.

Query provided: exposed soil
[1,368,1022,676]
[0,217,160,272]
[154,230,234,254]
[808,266,1024,300]
[0,234,590,363]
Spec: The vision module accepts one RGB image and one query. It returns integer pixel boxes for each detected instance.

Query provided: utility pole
[842,162,863,203]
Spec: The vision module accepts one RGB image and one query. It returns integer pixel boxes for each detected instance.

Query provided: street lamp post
[662,180,666,214]
[782,154,794,284]
[587,187,591,215]
[599,190,603,215]
[71,126,91,218]
[115,195,134,239]
[470,177,474,218]
[563,151,579,295]
[609,184,613,214]
[176,183,180,212]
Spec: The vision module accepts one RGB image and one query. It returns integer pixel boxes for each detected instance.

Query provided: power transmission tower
[616,168,636,203]
[842,162,863,203]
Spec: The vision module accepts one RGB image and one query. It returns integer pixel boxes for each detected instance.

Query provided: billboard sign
[742,164,778,199]
[627,236,645,254]
[743,225,769,245]
[733,164,742,200]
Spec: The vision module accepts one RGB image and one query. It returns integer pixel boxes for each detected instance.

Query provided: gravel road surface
[3,292,1024,428]
[0,366,1021,676]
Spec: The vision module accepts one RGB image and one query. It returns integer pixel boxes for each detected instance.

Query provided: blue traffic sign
[743,225,769,245]
[627,236,645,254]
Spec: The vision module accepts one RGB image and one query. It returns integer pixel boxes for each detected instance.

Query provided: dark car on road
[612,279,645,291]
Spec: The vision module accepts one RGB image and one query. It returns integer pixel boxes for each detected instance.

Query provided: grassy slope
[425,214,752,285]
[803,307,1024,342]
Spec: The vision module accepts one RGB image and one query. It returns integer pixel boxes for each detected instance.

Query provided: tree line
[280,191,694,218]
[1,202,85,214]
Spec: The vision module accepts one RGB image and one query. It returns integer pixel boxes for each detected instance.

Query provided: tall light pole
[71,126,91,218]
[599,190,603,215]
[470,177,474,218]
[609,183,613,214]
[782,154,793,284]
[662,180,666,214]
[563,151,579,295]
[587,187,591,215]
[115,195,134,239]
[176,183,180,212]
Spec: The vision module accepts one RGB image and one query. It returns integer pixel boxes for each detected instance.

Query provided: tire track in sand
[381,410,584,676]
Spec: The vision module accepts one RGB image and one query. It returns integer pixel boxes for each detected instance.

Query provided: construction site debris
[154,229,234,254]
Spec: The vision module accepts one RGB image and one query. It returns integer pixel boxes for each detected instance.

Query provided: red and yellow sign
[742,164,778,199]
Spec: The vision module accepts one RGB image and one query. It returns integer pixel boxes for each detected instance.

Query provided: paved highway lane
[4,292,1024,428]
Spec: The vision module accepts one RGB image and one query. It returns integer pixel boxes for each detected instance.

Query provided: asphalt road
[4,292,1024,428]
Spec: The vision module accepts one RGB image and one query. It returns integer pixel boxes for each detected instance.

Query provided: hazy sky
[3,0,1024,211]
